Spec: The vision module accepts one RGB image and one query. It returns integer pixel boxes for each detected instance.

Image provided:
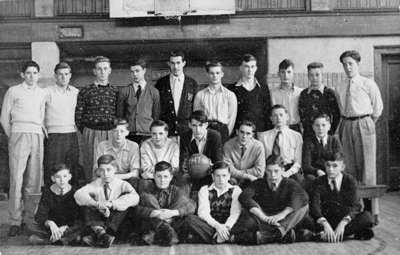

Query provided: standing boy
[75,56,117,182]
[155,51,198,138]
[1,61,47,236]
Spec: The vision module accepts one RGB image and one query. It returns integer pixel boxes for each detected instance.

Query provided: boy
[1,60,47,236]
[117,57,160,144]
[94,118,140,184]
[229,54,272,133]
[75,56,118,182]
[298,62,340,139]
[258,104,303,183]
[136,161,196,246]
[74,154,139,248]
[231,155,309,244]
[270,59,303,132]
[184,161,242,244]
[155,51,198,137]
[44,62,80,187]
[193,60,237,143]
[223,120,265,187]
[29,164,82,245]
[310,152,374,242]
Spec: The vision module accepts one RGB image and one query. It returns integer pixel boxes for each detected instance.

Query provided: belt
[341,114,370,121]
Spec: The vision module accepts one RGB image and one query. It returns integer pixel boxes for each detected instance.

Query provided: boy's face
[130,65,146,83]
[21,66,40,86]
[207,66,224,85]
[240,60,257,80]
[168,56,186,76]
[313,117,331,138]
[271,108,288,128]
[325,160,344,179]
[112,125,129,144]
[154,169,173,189]
[265,164,284,186]
[151,126,168,147]
[212,167,231,190]
[190,119,208,140]
[341,57,359,78]
[51,169,72,190]
[55,68,72,87]
[98,163,116,183]
[278,66,294,86]
[93,61,111,83]
[308,68,323,88]
[237,124,253,146]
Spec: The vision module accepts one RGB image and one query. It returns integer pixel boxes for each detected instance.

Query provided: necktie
[271,183,277,191]
[158,189,169,208]
[331,179,339,193]
[344,79,352,116]
[319,138,324,148]
[136,84,142,99]
[240,145,246,158]
[104,183,110,200]
[272,131,281,157]
[190,139,199,154]
[59,188,64,196]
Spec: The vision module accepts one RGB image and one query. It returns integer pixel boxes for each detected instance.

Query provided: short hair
[241,54,257,64]
[238,120,256,133]
[94,56,111,67]
[211,161,230,174]
[266,155,285,168]
[129,57,147,69]
[313,113,331,124]
[150,120,169,132]
[205,60,223,72]
[278,59,294,71]
[50,163,70,176]
[323,151,345,162]
[154,161,173,173]
[339,50,361,63]
[271,104,288,114]
[97,154,116,166]
[191,110,208,124]
[21,61,40,73]
[113,118,129,129]
[54,62,71,73]
[169,51,186,62]
[307,62,324,71]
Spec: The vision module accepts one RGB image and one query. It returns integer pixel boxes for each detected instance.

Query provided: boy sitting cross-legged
[74,154,139,248]
[29,163,83,245]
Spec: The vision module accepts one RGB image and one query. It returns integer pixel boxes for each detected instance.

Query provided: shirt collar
[274,126,289,133]
[55,84,71,92]
[328,173,343,187]
[109,140,129,152]
[132,80,146,89]
[170,73,185,82]
[22,81,37,90]
[279,83,295,91]
[316,135,328,145]
[191,132,207,143]
[93,81,110,87]
[307,85,325,94]
[206,84,224,93]
[235,78,260,88]
[208,183,233,195]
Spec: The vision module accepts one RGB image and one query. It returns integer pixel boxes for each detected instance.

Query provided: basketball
[187,153,212,179]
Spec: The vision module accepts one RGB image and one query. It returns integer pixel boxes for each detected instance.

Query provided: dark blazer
[302,135,343,176]
[155,75,199,136]
[310,173,361,225]
[179,129,223,169]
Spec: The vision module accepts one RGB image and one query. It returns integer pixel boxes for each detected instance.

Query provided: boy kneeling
[310,152,374,242]
[74,154,139,248]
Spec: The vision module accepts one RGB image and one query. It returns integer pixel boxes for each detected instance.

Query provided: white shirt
[270,84,303,125]
[133,80,146,94]
[170,74,185,113]
[191,132,207,154]
[329,173,343,192]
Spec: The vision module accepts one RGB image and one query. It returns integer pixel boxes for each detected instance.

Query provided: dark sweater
[239,178,309,215]
[209,187,234,224]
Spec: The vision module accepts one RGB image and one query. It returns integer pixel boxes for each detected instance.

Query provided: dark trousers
[207,121,229,144]
[82,206,127,234]
[30,221,82,244]
[183,214,217,243]
[44,132,80,187]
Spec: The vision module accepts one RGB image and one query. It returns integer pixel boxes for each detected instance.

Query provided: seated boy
[258,104,303,184]
[29,163,82,245]
[223,120,265,188]
[74,154,139,248]
[94,118,140,185]
[136,161,196,246]
[184,161,242,244]
[310,152,374,242]
[230,155,309,244]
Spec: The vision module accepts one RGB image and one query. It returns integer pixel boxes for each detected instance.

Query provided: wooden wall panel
[334,0,400,10]
[55,0,109,15]
[0,0,33,17]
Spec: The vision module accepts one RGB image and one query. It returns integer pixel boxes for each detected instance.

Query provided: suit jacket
[180,129,223,170]
[302,135,343,176]
[155,75,199,136]
[310,173,361,225]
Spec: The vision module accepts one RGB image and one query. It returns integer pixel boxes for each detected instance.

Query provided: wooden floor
[1,192,400,255]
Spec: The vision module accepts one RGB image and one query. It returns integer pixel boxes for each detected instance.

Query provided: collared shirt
[258,126,303,175]
[235,78,259,91]
[307,85,325,94]
[329,173,343,192]
[193,85,238,135]
[0,82,47,136]
[170,74,185,113]
[197,183,242,229]
[270,84,303,125]
[191,133,207,154]
[336,74,383,118]
[316,135,328,147]
[45,84,79,134]
[132,80,147,94]
[94,139,140,174]
[74,177,139,211]
[140,138,179,179]
[223,137,265,179]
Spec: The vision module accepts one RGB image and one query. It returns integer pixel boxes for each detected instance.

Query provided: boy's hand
[322,222,336,243]
[48,221,62,242]
[263,215,282,226]
[334,221,347,242]
[317,170,326,177]
[150,209,162,218]
[101,207,111,218]
[158,209,179,221]
[213,224,230,242]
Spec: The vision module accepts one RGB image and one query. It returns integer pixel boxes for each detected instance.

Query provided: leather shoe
[98,233,115,248]
[155,223,179,246]
[281,229,296,243]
